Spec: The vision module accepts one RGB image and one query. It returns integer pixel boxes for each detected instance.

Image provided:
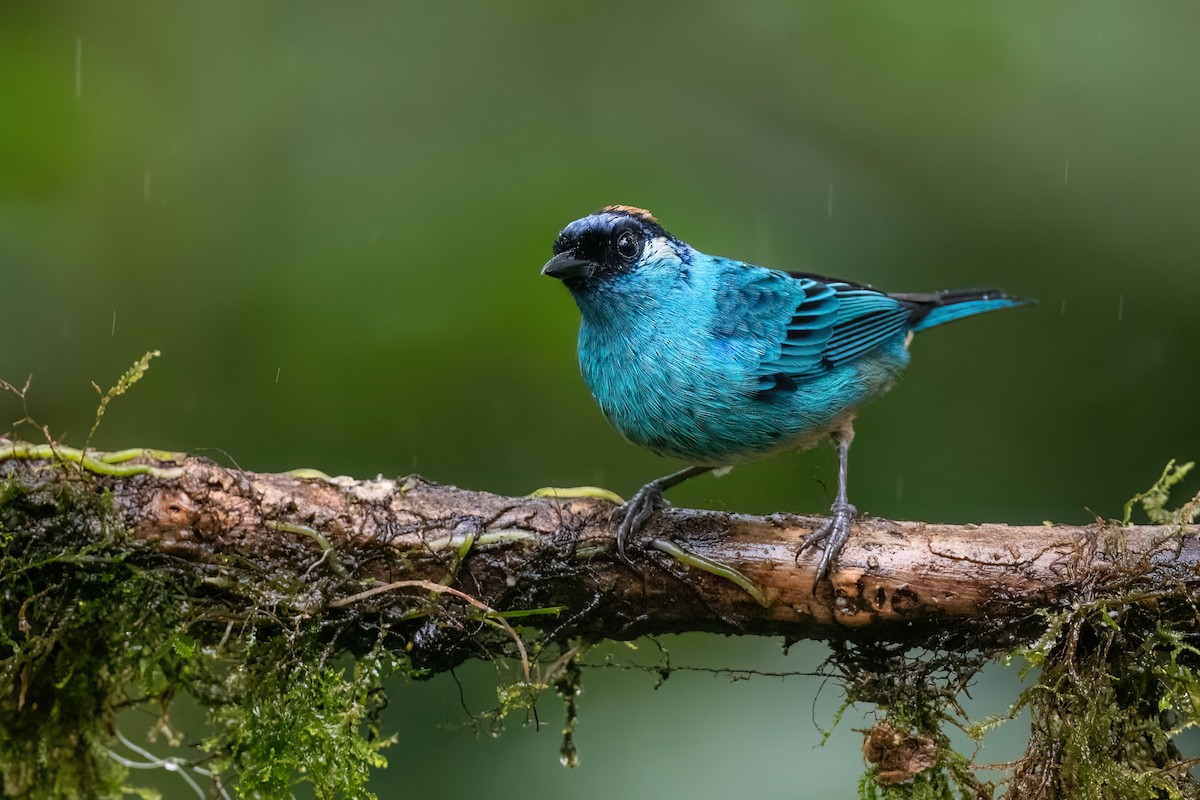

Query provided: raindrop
[1117,294,1124,321]
[826,182,834,218]
[559,740,579,769]
[1060,299,1066,315]
[1063,158,1070,185]
[75,38,82,98]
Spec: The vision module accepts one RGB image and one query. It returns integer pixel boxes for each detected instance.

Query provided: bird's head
[541,206,684,291]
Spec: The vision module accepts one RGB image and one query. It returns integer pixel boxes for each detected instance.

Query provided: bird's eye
[615,230,640,261]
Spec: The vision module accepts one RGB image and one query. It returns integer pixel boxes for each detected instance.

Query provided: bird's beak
[541,252,594,281]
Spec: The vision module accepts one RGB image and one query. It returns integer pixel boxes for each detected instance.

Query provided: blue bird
[542,205,1029,581]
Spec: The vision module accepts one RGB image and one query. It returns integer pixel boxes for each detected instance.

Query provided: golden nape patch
[602,205,658,222]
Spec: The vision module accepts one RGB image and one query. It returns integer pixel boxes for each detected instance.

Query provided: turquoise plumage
[542,205,1030,581]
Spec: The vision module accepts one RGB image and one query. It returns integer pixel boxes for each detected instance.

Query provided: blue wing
[820,284,910,365]
[712,267,909,393]
[711,270,831,390]
[713,266,1026,395]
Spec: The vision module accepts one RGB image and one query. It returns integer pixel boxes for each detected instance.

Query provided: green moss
[84,350,160,448]
[999,461,1200,798]
[0,465,407,798]
[845,598,1200,800]
[1006,598,1200,799]
[0,479,173,797]
[0,355,464,797]
[207,642,398,799]
[847,460,1200,799]
[1123,459,1197,525]
[6,435,1200,799]
[831,642,994,800]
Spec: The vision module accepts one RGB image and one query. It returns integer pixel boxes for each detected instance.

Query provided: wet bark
[2,443,1197,670]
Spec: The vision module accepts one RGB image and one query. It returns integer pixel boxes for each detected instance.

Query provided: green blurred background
[3,2,1199,797]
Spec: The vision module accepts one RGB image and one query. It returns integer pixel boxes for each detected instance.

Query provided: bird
[541,205,1030,582]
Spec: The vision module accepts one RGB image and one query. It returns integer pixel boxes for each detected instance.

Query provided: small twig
[267,521,349,578]
[109,729,228,800]
[330,579,532,685]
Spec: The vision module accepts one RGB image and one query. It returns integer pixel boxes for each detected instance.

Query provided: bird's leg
[616,465,712,563]
[798,429,857,583]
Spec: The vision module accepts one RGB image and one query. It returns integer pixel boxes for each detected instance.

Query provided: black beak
[541,252,594,281]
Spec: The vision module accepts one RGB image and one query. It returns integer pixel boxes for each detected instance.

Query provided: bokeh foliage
[3,2,1199,797]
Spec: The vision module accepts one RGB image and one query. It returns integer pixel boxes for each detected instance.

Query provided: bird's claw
[797,501,857,585]
[615,485,666,564]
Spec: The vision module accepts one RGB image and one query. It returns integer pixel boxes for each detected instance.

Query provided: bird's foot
[614,483,667,564]
[797,501,857,584]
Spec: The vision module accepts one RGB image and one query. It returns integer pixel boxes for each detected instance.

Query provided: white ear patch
[642,236,677,262]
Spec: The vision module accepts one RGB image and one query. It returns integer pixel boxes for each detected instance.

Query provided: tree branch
[2,439,1196,667]
[6,438,1200,798]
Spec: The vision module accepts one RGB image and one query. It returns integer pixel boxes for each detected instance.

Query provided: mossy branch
[3,438,1199,799]
[3,440,1195,644]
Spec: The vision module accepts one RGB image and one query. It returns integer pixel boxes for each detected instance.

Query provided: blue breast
[572,262,911,464]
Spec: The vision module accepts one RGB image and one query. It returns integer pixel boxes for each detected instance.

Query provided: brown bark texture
[2,443,1197,670]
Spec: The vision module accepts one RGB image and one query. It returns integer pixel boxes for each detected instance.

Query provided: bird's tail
[892,289,1033,332]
